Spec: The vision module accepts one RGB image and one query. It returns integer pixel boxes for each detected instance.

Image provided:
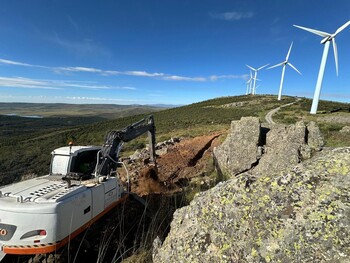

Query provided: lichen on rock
[153,118,349,263]
[213,117,261,177]
[214,117,324,177]
[153,147,350,263]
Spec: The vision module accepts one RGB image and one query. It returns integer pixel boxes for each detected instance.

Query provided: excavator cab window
[70,149,99,177]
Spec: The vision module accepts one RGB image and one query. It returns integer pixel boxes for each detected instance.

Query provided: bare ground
[122,133,222,196]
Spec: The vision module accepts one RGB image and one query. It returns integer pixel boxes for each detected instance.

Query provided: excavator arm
[95,115,156,177]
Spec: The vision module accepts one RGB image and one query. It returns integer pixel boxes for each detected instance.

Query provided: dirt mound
[128,133,222,196]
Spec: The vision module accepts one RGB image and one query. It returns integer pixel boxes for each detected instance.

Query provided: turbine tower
[246,70,253,95]
[268,42,302,101]
[246,64,269,95]
[294,21,350,114]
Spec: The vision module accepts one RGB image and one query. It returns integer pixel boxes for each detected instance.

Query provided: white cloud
[49,33,111,57]
[125,71,165,77]
[209,74,248,81]
[0,94,141,104]
[54,96,142,104]
[0,76,136,90]
[0,59,33,67]
[58,66,103,73]
[0,57,245,83]
[162,75,207,82]
[61,83,136,90]
[210,11,254,21]
[0,77,62,90]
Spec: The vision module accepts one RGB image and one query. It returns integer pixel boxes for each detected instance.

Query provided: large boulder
[214,118,324,177]
[213,117,261,176]
[153,147,350,263]
[254,121,324,175]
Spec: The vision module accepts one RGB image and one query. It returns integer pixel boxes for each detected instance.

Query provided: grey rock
[213,117,261,176]
[152,236,162,260]
[154,147,350,263]
[215,119,324,178]
[307,121,324,150]
[156,148,168,156]
[253,121,307,176]
[340,126,350,134]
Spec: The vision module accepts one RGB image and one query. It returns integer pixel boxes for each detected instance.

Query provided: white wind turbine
[294,21,350,114]
[246,64,269,95]
[268,42,302,101]
[246,70,253,95]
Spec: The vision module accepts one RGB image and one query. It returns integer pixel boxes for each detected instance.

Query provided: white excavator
[0,116,156,262]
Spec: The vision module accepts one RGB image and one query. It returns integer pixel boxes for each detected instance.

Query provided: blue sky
[1,0,350,105]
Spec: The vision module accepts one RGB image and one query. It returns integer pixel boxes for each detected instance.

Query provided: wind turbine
[268,42,302,101]
[246,64,269,95]
[294,21,350,114]
[246,70,253,95]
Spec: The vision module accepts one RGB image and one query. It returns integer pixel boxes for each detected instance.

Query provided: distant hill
[0,95,349,185]
[0,102,166,119]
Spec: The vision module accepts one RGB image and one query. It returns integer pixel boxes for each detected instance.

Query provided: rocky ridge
[153,117,350,263]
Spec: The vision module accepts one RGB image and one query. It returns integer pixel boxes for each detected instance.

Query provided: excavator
[0,115,156,262]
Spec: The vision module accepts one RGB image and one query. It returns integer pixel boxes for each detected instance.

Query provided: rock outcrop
[213,117,262,176]
[254,121,323,175]
[153,118,350,263]
[214,118,324,177]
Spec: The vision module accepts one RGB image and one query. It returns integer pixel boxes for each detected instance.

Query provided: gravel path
[265,98,300,124]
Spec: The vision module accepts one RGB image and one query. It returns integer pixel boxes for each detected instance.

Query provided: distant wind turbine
[246,64,269,95]
[246,70,253,95]
[294,21,350,114]
[268,42,301,101]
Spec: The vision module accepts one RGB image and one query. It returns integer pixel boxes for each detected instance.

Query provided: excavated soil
[126,133,222,196]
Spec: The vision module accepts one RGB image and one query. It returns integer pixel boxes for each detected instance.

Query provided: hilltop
[0,95,349,185]
[1,95,350,262]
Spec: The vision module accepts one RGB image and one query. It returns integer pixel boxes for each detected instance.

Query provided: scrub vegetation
[0,95,349,185]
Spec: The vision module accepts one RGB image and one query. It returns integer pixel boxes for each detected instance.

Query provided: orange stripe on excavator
[3,194,129,255]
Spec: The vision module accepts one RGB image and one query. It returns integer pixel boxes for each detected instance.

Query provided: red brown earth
[122,133,223,196]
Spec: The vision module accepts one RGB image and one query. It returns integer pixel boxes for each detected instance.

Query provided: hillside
[0,95,349,185]
[0,102,164,119]
[1,95,350,262]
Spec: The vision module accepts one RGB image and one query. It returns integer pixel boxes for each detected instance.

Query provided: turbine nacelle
[294,21,350,76]
[320,36,332,44]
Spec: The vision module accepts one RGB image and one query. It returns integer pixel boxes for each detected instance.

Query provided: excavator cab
[50,146,101,180]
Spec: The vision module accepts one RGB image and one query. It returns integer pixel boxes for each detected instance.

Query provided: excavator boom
[95,115,156,176]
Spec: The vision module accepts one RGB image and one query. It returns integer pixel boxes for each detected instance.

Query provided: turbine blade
[332,38,338,76]
[246,64,256,71]
[257,64,269,70]
[334,20,350,37]
[293,24,330,37]
[287,62,302,75]
[286,42,293,61]
[268,62,284,69]
[250,70,253,78]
